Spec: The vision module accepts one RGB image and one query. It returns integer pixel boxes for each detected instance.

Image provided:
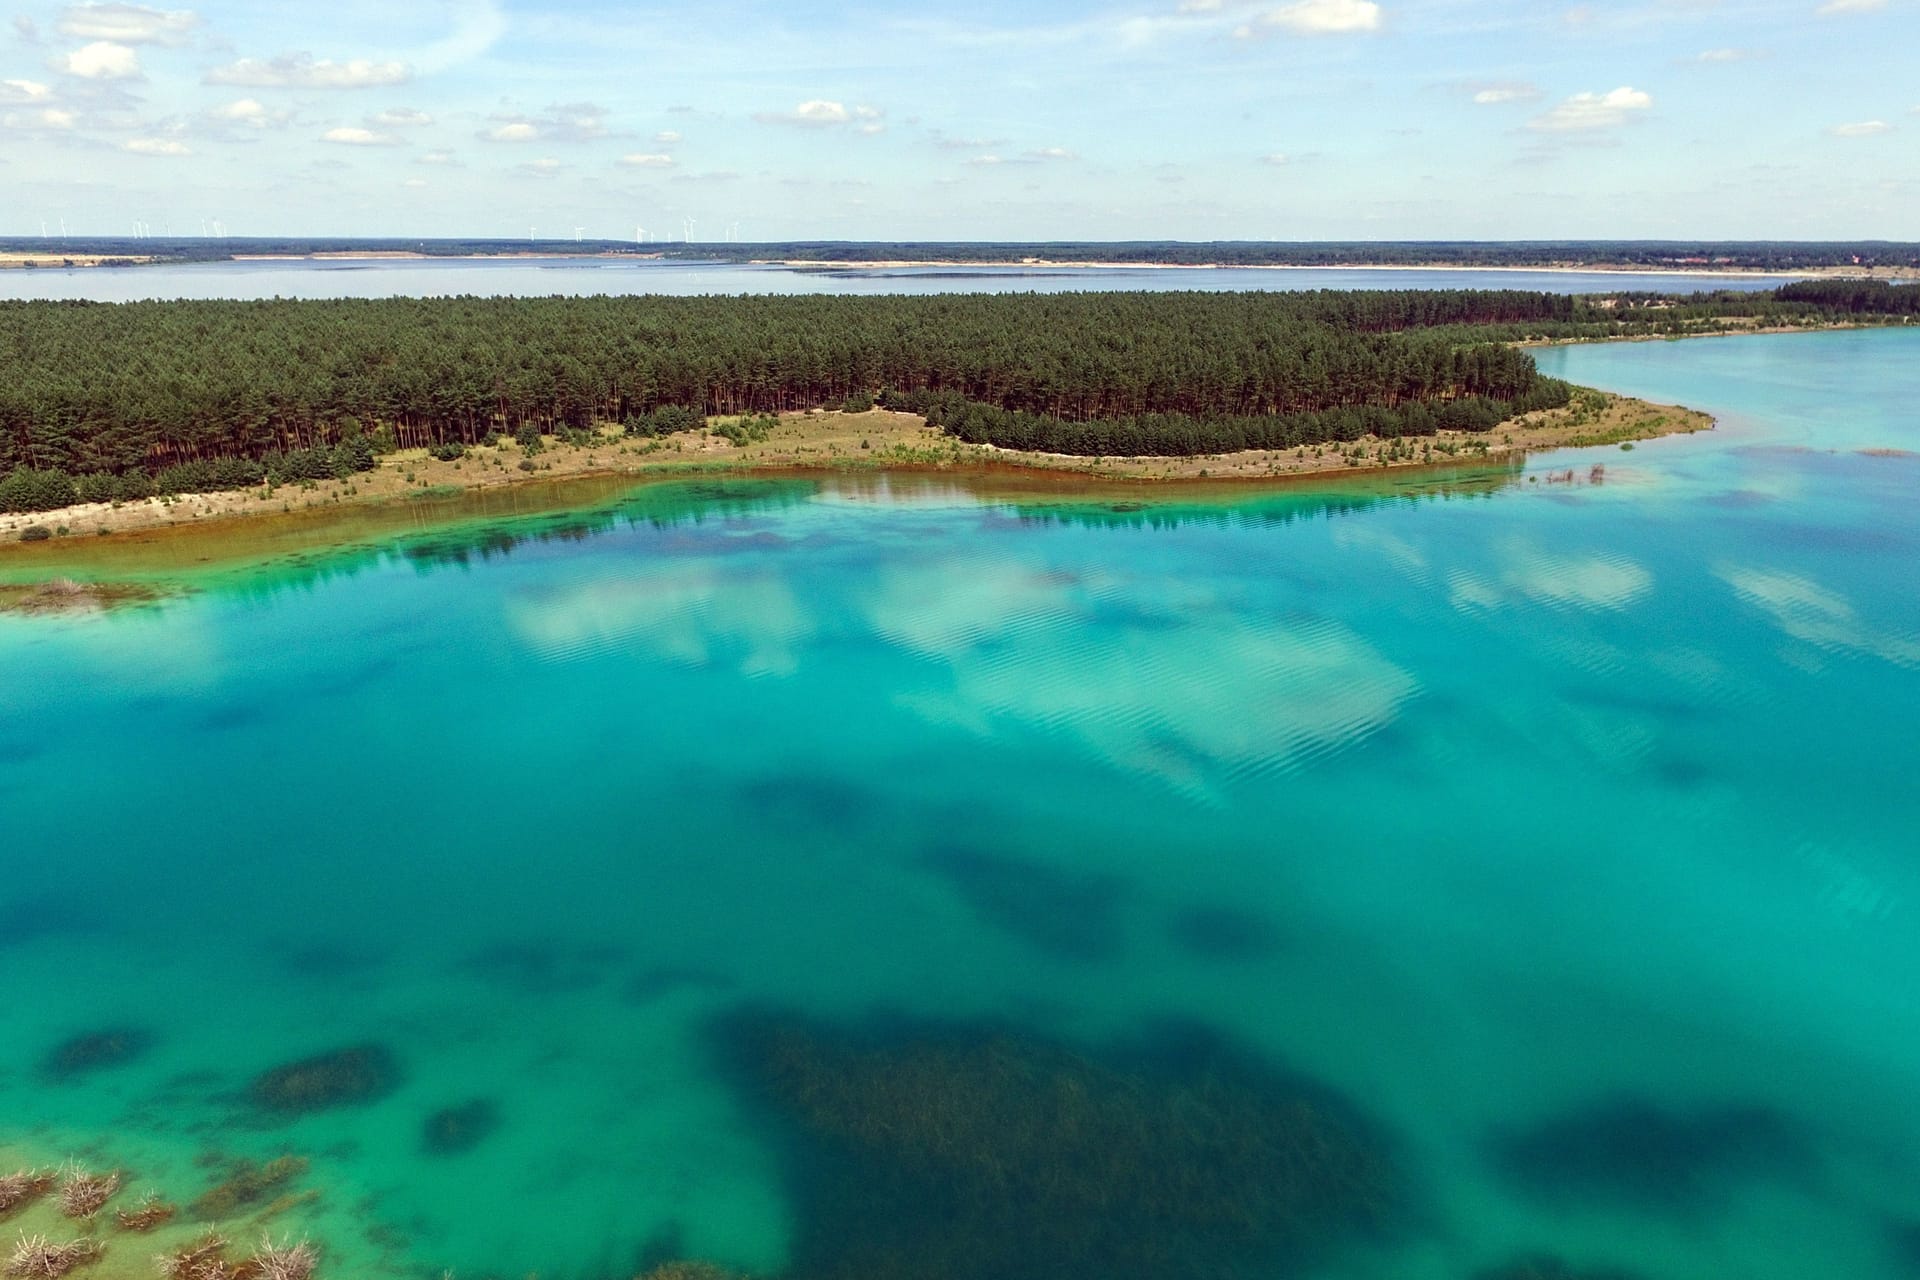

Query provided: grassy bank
[0,393,1706,540]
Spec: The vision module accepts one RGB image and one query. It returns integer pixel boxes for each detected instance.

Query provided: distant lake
[2,328,1916,1280]
[0,255,1807,301]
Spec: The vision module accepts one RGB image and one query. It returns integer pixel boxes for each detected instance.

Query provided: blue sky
[1,0,1915,240]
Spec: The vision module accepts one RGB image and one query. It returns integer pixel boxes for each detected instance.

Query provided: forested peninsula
[0,282,1913,532]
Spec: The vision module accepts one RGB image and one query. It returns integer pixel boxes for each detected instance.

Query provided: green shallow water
[2,329,1918,1280]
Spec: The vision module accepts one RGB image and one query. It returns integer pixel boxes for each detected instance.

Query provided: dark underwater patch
[1471,1257,1647,1280]
[919,845,1128,963]
[711,1009,1407,1280]
[736,773,877,839]
[198,702,270,733]
[1489,1096,1811,1214]
[0,739,41,765]
[624,967,738,1005]
[41,1027,155,1082]
[0,893,95,951]
[249,1044,403,1115]
[189,1154,309,1219]
[276,942,390,980]
[421,1099,502,1156]
[1889,1218,1920,1275]
[459,940,625,995]
[1167,905,1283,962]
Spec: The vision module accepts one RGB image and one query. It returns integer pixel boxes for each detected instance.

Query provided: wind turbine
[728,220,741,243]
[683,217,694,244]
[574,226,585,242]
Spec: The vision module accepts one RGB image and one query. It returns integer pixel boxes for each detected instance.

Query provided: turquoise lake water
[2,328,1918,1280]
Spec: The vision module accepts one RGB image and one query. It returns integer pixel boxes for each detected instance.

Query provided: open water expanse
[0,256,1806,302]
[2,320,1918,1280]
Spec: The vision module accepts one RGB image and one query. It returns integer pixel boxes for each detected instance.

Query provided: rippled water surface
[2,329,1918,1280]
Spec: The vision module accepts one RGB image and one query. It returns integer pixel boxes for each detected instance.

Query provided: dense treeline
[2,283,1913,511]
[910,385,1570,456]
[1772,279,1920,315]
[0,290,1574,501]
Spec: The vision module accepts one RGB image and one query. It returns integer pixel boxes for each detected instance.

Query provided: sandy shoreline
[0,393,1710,605]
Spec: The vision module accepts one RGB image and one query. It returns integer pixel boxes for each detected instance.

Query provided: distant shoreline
[4,251,1914,281]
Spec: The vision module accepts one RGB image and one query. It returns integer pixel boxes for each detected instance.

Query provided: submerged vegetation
[714,1010,1404,1280]
[189,1158,308,1221]
[40,1029,154,1083]
[53,1166,117,1221]
[247,1045,400,1116]
[4,1232,101,1279]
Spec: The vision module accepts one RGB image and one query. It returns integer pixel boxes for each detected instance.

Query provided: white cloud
[754,99,886,129]
[1529,86,1653,132]
[56,3,198,45]
[1693,47,1763,62]
[1719,565,1920,666]
[792,99,850,124]
[619,151,674,167]
[323,125,397,145]
[1,79,54,103]
[482,103,609,144]
[1234,0,1382,38]
[205,54,411,89]
[1261,151,1290,165]
[372,107,431,127]
[1023,145,1076,160]
[1828,119,1891,137]
[122,136,188,155]
[416,148,454,164]
[1450,547,1654,613]
[654,129,681,144]
[402,176,427,188]
[1816,0,1885,12]
[210,97,289,129]
[519,156,563,175]
[967,153,1003,165]
[59,40,141,79]
[1470,82,1541,105]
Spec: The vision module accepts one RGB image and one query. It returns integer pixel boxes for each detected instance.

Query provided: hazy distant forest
[0,282,1915,512]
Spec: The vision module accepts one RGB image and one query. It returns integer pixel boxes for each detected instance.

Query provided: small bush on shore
[18,527,51,542]
[0,468,76,514]
[624,405,705,438]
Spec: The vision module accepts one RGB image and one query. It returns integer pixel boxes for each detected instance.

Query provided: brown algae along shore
[0,392,1708,614]
[0,390,1707,548]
